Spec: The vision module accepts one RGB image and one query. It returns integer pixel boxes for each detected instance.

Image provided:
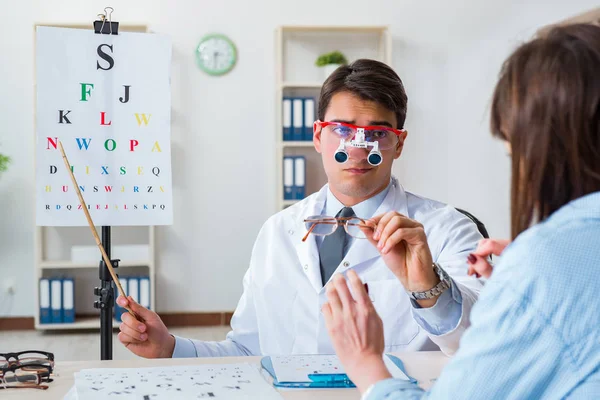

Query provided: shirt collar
[324,179,393,219]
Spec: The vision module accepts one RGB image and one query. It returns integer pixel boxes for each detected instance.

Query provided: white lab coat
[174,178,484,358]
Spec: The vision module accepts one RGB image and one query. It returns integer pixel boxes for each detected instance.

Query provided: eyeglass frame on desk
[0,363,54,390]
[0,351,55,390]
[0,350,54,367]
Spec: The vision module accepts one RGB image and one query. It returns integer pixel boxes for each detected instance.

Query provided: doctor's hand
[116,295,176,359]
[467,238,511,278]
[322,271,392,394]
[366,211,438,307]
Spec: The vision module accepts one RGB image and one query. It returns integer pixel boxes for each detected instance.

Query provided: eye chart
[271,354,409,382]
[35,26,173,226]
[70,363,283,399]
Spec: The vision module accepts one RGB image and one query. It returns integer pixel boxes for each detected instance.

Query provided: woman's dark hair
[491,23,600,238]
[318,59,408,129]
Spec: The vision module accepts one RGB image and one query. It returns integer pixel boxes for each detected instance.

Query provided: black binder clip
[94,7,119,35]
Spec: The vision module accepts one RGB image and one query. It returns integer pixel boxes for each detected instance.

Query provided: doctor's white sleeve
[410,209,484,356]
[171,267,260,358]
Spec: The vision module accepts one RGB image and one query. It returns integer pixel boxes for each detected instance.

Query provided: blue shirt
[319,180,462,336]
[364,192,600,399]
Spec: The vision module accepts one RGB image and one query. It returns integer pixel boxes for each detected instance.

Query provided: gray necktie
[319,207,355,286]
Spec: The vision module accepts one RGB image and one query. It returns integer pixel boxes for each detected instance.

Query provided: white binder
[294,156,306,199]
[128,277,139,303]
[140,277,150,309]
[50,279,62,323]
[282,98,292,140]
[292,98,303,141]
[39,278,51,324]
[303,98,315,140]
[283,156,294,200]
[62,278,75,323]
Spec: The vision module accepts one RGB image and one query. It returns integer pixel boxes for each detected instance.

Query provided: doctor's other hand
[467,238,511,279]
[366,211,438,307]
[322,271,392,394]
[117,295,175,359]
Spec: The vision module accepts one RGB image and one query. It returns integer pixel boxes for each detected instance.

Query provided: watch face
[196,34,237,76]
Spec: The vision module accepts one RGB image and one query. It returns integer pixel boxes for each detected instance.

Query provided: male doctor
[117,59,483,358]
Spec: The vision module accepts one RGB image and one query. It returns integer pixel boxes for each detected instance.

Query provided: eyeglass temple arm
[301,220,341,242]
[302,223,318,242]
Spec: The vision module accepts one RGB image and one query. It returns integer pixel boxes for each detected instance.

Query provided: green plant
[315,51,348,67]
[0,153,10,173]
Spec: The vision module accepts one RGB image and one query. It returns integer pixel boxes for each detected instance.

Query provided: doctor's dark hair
[318,59,408,129]
[490,23,600,239]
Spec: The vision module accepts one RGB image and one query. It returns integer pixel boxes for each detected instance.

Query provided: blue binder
[282,98,292,141]
[303,97,315,141]
[283,156,294,200]
[114,277,128,321]
[292,98,304,141]
[128,276,140,305]
[39,278,51,324]
[260,354,416,388]
[293,156,306,200]
[50,278,63,323]
[62,277,75,323]
[139,276,151,310]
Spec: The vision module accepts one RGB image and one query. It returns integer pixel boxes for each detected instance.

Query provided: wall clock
[196,33,237,76]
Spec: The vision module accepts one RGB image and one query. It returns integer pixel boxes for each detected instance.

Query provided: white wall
[0,0,597,317]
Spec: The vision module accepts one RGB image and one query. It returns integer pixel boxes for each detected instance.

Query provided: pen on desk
[309,373,351,383]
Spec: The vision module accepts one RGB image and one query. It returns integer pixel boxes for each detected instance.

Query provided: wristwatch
[408,263,451,301]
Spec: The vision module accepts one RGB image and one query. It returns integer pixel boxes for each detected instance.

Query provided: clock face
[196,34,237,76]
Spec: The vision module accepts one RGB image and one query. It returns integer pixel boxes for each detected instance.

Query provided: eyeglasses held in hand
[302,216,375,242]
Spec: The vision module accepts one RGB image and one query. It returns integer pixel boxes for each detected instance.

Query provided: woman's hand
[467,239,511,278]
[322,270,392,394]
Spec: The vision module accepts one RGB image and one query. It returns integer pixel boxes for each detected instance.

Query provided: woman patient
[322,23,600,399]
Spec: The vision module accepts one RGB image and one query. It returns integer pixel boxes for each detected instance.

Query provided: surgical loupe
[334,128,383,166]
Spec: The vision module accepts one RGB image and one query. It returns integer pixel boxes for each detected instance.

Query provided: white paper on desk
[63,385,78,400]
[271,354,409,382]
[73,363,282,399]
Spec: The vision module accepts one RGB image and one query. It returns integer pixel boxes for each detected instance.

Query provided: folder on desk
[62,277,75,323]
[50,278,63,323]
[261,353,415,388]
[39,278,51,324]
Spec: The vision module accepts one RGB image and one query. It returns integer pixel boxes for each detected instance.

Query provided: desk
[7,351,449,399]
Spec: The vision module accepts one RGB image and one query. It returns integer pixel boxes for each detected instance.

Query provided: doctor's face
[314,92,406,205]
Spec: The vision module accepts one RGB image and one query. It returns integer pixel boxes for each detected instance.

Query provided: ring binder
[94,7,119,35]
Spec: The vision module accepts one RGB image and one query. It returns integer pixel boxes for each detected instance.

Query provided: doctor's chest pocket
[366,279,420,348]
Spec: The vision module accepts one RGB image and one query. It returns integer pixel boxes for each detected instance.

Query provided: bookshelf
[275,25,392,210]
[33,23,155,330]
[34,225,156,330]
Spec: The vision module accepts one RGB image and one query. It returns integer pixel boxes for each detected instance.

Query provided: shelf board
[280,25,388,33]
[281,82,323,89]
[35,317,120,330]
[280,141,314,148]
[40,260,150,269]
